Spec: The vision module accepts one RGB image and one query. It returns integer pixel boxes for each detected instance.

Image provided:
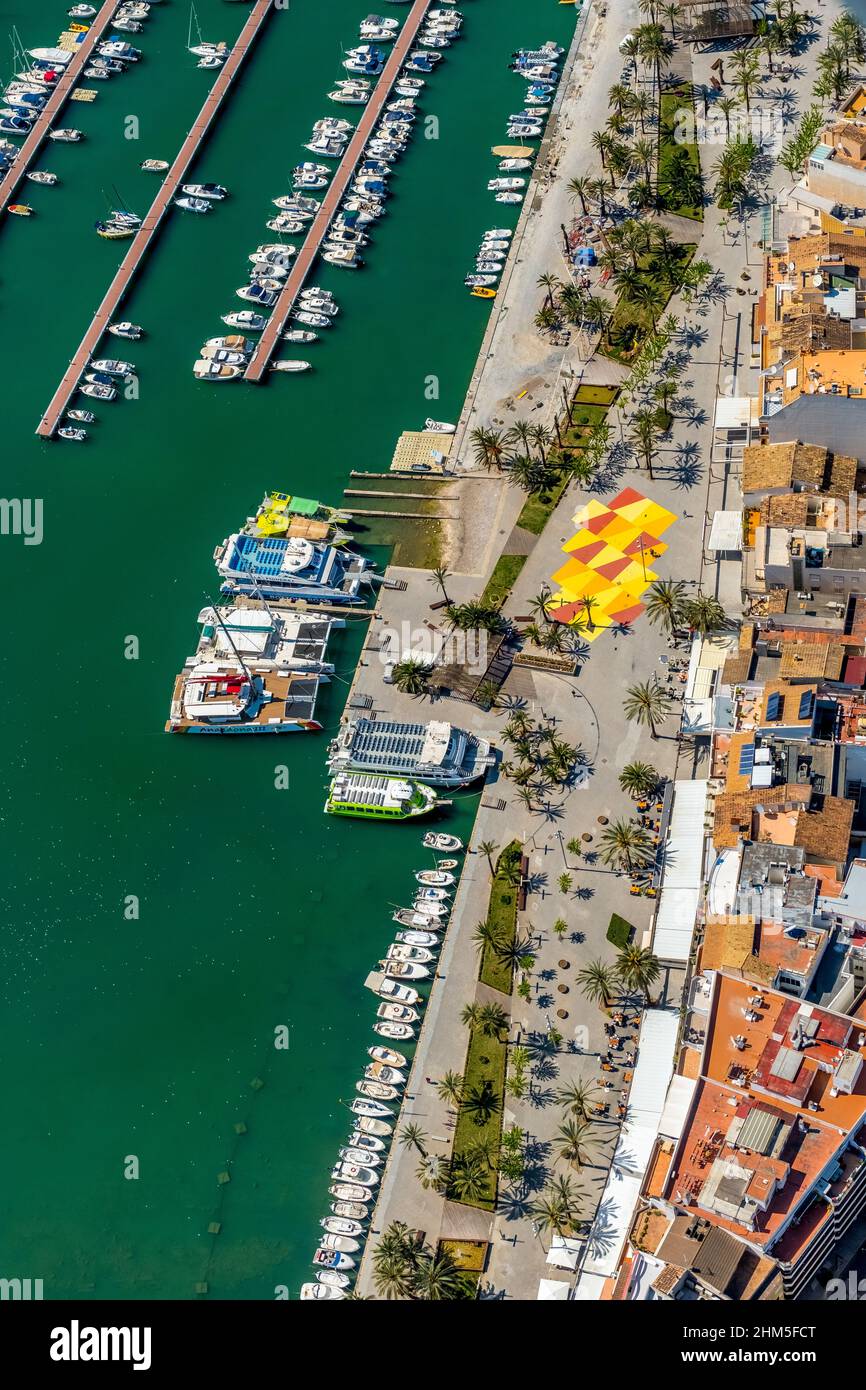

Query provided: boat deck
[35,0,276,439]
[244,0,432,381]
[0,0,120,217]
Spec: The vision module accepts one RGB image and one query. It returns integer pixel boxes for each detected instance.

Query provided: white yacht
[175,195,211,213]
[222,310,266,330]
[193,359,242,380]
[108,321,143,339]
[181,182,227,199]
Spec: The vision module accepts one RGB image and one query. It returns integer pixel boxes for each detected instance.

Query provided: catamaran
[214,531,370,603]
[326,774,439,820]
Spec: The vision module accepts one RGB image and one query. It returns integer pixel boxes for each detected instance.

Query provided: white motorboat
[108,321,143,339]
[140,158,169,172]
[386,945,433,967]
[300,1282,345,1300]
[223,310,266,329]
[488,177,526,191]
[486,228,512,239]
[248,250,294,269]
[330,1198,370,1219]
[271,360,312,373]
[349,1096,393,1118]
[58,426,86,442]
[353,1114,393,1137]
[49,129,82,142]
[498,158,532,170]
[329,86,370,105]
[253,242,298,260]
[273,194,317,211]
[26,170,57,185]
[320,1216,365,1237]
[507,125,541,138]
[266,217,306,234]
[465,274,498,287]
[313,117,353,133]
[193,359,242,380]
[423,418,456,432]
[291,310,330,328]
[198,55,224,70]
[283,328,317,343]
[237,284,278,306]
[190,40,228,58]
[481,240,509,254]
[97,40,140,60]
[495,192,523,204]
[347,1130,385,1153]
[200,348,247,365]
[361,24,397,41]
[376,976,420,1005]
[365,1060,406,1084]
[181,182,227,200]
[294,171,328,189]
[379,960,430,981]
[368,1045,407,1068]
[248,274,285,292]
[332,1160,380,1186]
[395,929,439,947]
[423,831,463,851]
[294,160,331,177]
[175,195,210,213]
[315,1268,351,1289]
[322,248,363,269]
[69,4,97,16]
[377,1001,419,1023]
[319,1231,362,1253]
[90,358,134,376]
[339,1146,382,1167]
[204,335,249,350]
[330,1179,372,1200]
[312,1248,355,1271]
[79,382,116,401]
[477,259,504,272]
[356,1078,399,1101]
[327,227,368,246]
[113,19,143,33]
[374,1020,415,1041]
[416,869,455,886]
[415,884,450,901]
[393,909,441,929]
[67,409,94,424]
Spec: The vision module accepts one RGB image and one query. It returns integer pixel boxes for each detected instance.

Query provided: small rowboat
[8,203,33,216]
[140,158,169,172]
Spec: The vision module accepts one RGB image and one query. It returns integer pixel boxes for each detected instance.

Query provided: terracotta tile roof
[779,641,846,680]
[757,494,811,528]
[793,794,854,866]
[722,652,753,686]
[701,915,758,972]
[712,784,811,850]
[760,679,818,726]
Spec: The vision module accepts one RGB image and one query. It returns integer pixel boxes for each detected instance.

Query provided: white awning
[659,1073,698,1140]
[714,396,750,431]
[547,1235,583,1270]
[652,779,707,962]
[538,1278,571,1300]
[575,1011,679,1289]
[707,510,742,552]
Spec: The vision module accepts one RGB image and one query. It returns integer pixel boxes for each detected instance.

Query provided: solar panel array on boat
[335,774,396,806]
[349,719,428,768]
[283,678,318,716]
[292,621,329,660]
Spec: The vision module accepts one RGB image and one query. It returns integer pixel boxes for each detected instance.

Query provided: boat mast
[206,599,256,689]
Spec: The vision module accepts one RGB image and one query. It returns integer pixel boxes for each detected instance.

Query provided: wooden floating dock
[344,489,458,500]
[35,0,276,439]
[348,508,455,519]
[0,0,119,217]
[244,0,432,382]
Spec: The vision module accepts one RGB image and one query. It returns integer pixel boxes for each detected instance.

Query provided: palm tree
[462,1079,501,1126]
[577,958,617,1010]
[537,271,562,309]
[629,408,659,479]
[729,50,760,112]
[576,595,598,633]
[715,94,740,140]
[555,1118,599,1169]
[528,586,553,627]
[637,22,669,93]
[581,294,612,340]
[623,676,672,740]
[529,422,554,462]
[619,761,659,799]
[661,0,679,36]
[531,1194,569,1241]
[412,1250,464,1301]
[645,577,687,636]
[469,425,510,472]
[598,818,654,873]
[461,1000,485,1029]
[588,175,611,216]
[391,657,432,696]
[478,1001,509,1038]
[399,1122,428,1156]
[471,919,500,959]
[629,89,651,132]
[557,1078,600,1120]
[630,137,656,182]
[591,127,613,168]
[449,1151,489,1203]
[684,590,727,637]
[435,1070,465,1110]
[428,564,451,604]
[631,278,663,330]
[506,419,535,456]
[416,1153,448,1192]
[373,1250,414,1300]
[535,305,559,333]
[546,1173,584,1226]
[478,839,499,876]
[567,174,592,215]
[608,82,631,116]
[615,943,662,1003]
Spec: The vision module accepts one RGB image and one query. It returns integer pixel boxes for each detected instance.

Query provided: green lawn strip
[481,553,527,610]
[572,383,619,408]
[516,471,570,535]
[606,913,635,950]
[448,1025,507,1210]
[479,844,521,993]
[603,243,696,364]
[658,85,703,221]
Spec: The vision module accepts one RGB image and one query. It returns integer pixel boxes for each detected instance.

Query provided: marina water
[0,0,575,1296]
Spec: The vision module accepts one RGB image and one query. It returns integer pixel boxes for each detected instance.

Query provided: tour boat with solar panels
[328,718,490,787]
[215,531,369,604]
[326,774,438,820]
[321,1216,365,1237]
[300,1282,345,1300]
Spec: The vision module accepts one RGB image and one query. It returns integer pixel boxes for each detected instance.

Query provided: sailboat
[187,3,227,61]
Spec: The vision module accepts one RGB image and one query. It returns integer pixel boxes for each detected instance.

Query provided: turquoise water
[0,0,575,1298]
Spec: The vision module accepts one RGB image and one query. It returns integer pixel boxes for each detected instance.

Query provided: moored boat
[415,869,455,886]
[326,774,438,820]
[300,1282,345,1300]
[108,321,143,339]
[423,831,463,852]
[320,1216,365,1237]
